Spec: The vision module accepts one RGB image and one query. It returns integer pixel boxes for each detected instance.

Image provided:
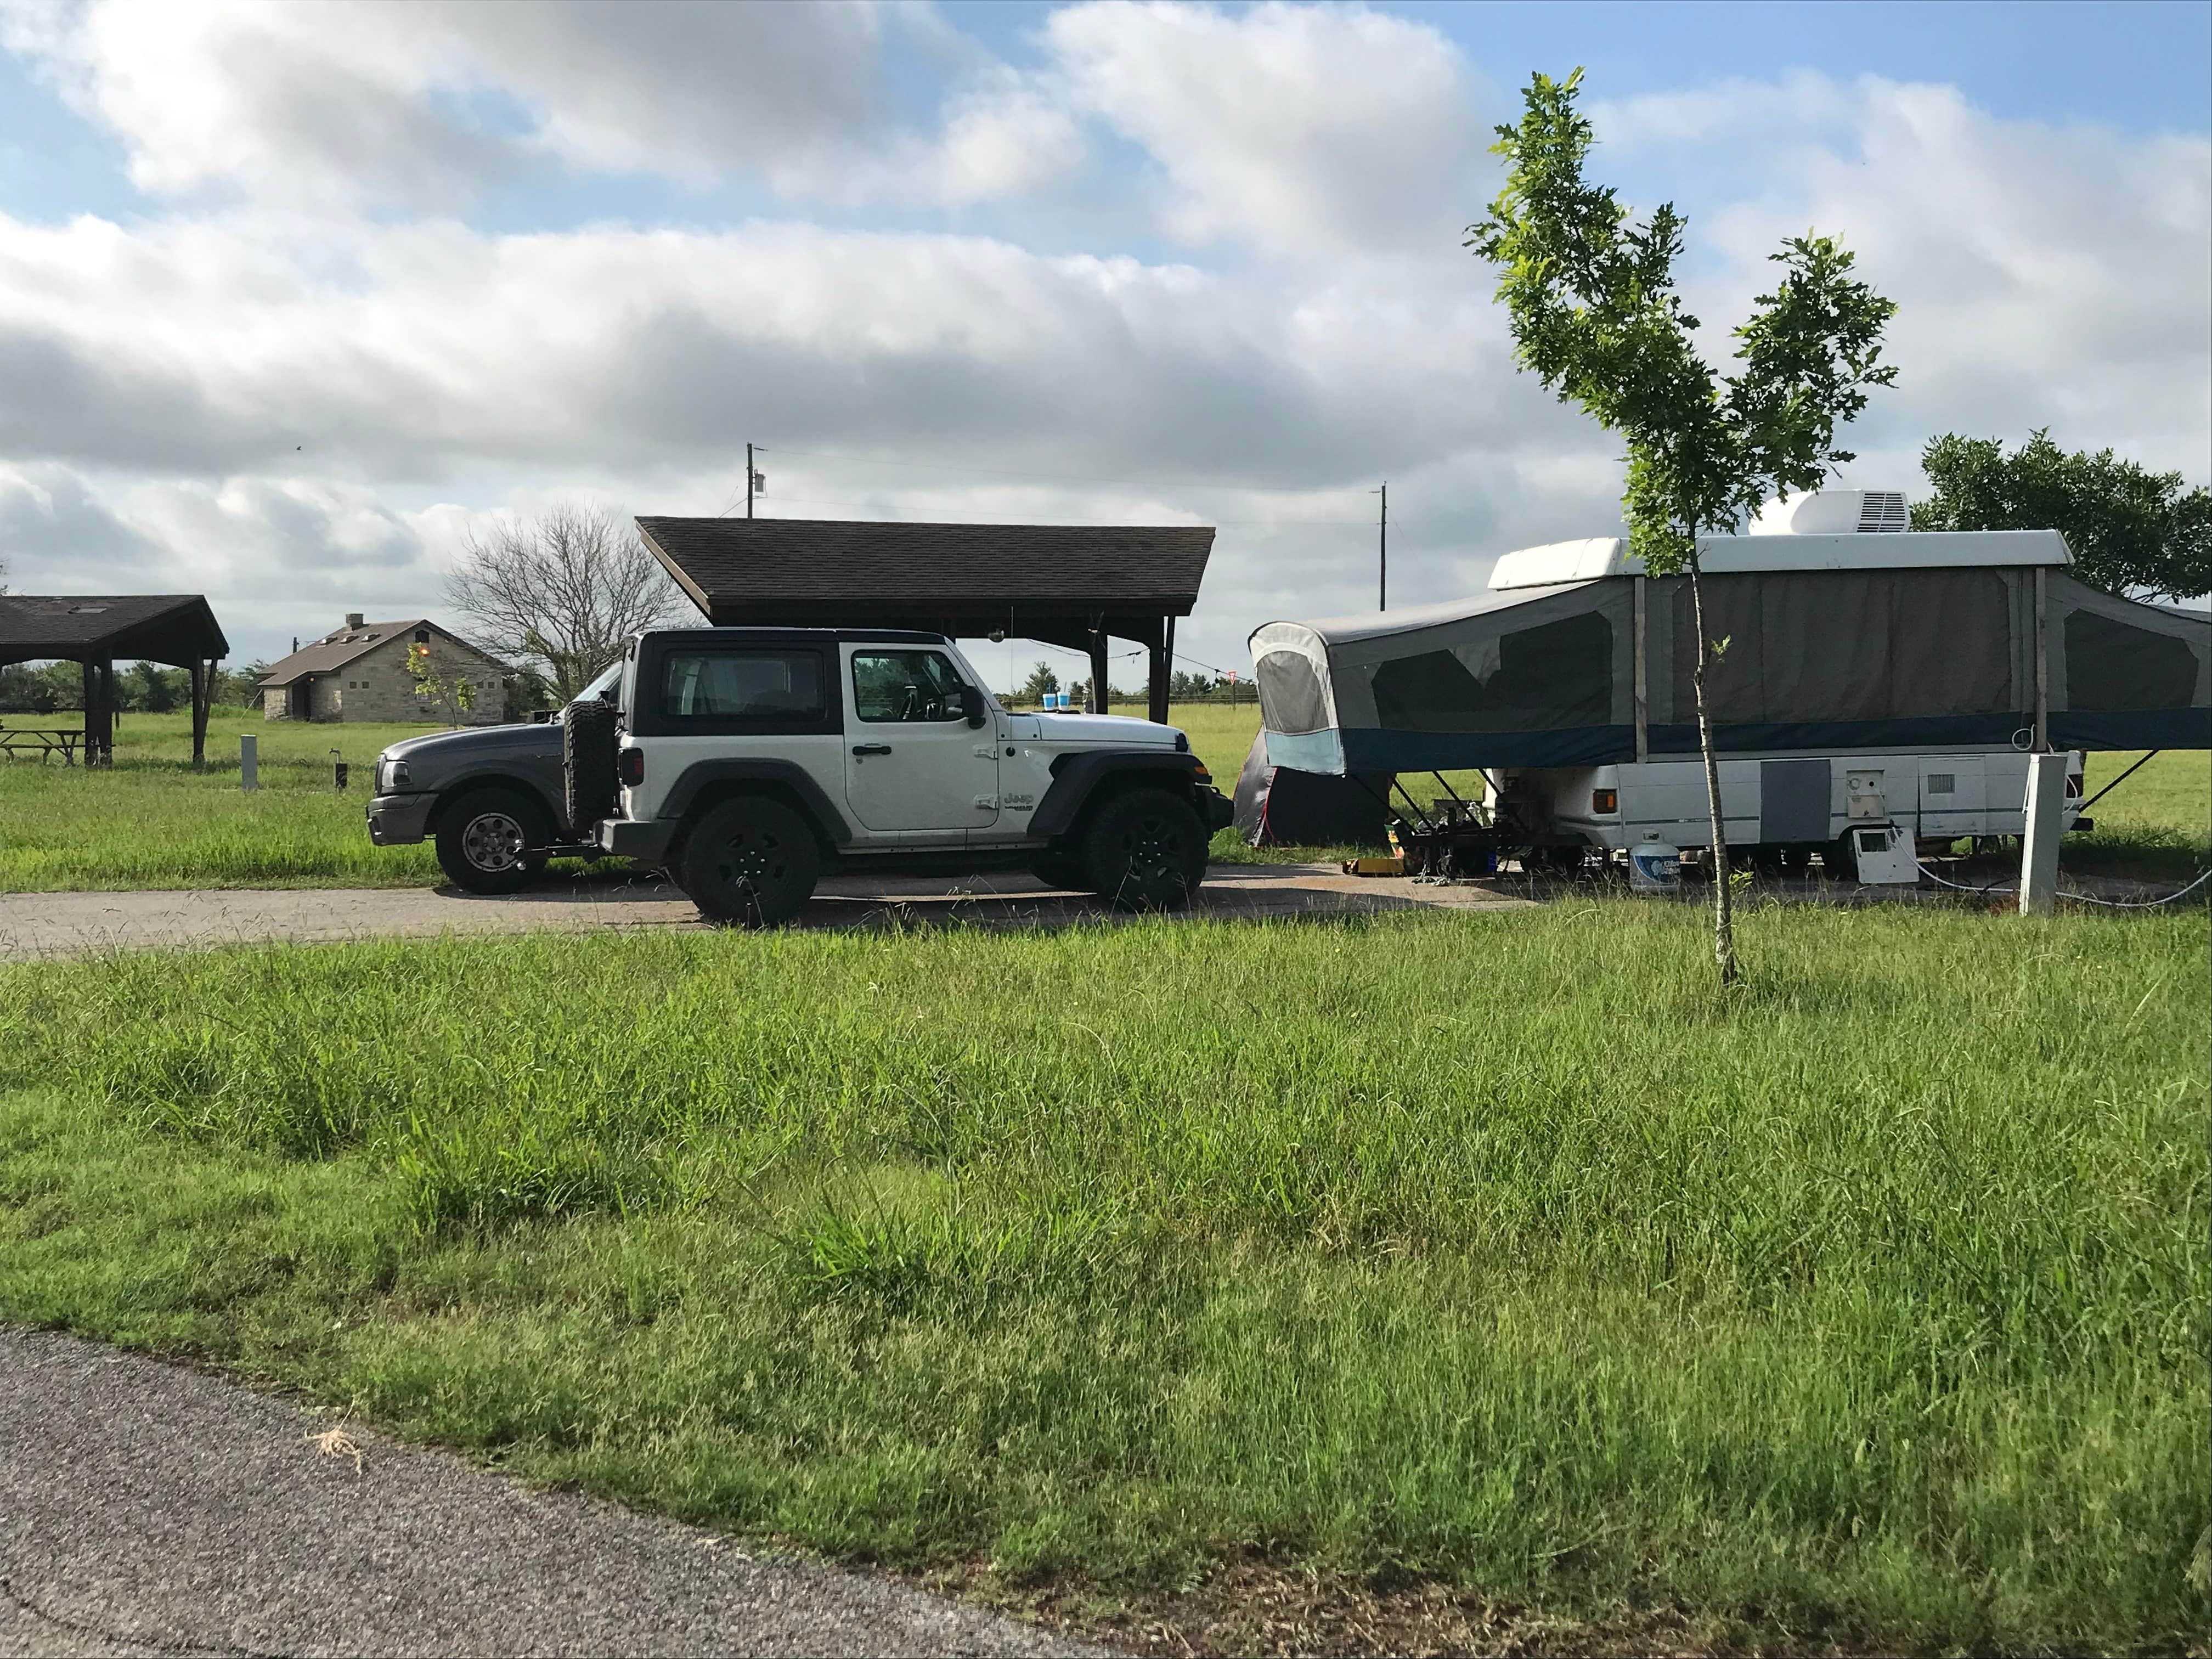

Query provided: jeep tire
[1080,786,1207,911]
[679,795,820,927]
[436,787,552,895]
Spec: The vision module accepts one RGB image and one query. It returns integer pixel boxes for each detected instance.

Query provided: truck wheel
[679,796,820,927]
[1080,787,1207,911]
[436,787,552,895]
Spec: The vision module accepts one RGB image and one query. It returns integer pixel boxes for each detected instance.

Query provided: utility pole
[745,443,766,518]
[1373,482,1387,610]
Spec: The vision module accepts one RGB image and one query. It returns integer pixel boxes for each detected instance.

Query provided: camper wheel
[1522,844,1585,877]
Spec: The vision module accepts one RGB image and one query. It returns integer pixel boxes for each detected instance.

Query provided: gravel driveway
[0,866,1530,961]
[0,1328,1099,1658]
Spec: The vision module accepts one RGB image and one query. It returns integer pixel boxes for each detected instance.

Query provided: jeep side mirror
[961,685,986,727]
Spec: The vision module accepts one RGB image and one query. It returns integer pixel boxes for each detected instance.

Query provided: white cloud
[1594,75,2212,482]
[0,0,1085,211]
[1044,0,1486,260]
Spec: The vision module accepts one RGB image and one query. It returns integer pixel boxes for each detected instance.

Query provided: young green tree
[1469,68,1898,985]
[406,641,477,727]
[1912,430,2210,601]
[1018,662,1060,703]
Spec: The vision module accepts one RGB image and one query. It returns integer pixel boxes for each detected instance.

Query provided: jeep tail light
[619,746,645,787]
[1592,788,1618,815]
[2066,771,2084,798]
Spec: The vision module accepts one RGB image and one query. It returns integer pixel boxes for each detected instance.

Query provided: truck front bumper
[597,818,677,862]
[366,792,436,846]
[1196,785,1234,834]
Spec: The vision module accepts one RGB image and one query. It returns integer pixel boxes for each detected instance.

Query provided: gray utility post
[2019,752,2067,915]
[240,733,258,792]
[1374,482,1387,610]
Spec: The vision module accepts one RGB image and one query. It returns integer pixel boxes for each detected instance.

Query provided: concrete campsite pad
[0,864,1534,960]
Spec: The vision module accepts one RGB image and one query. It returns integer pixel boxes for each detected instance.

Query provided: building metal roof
[258,619,513,687]
[635,517,1216,628]
[0,594,229,667]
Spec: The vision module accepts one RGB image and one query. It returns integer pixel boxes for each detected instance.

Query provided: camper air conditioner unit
[1748,489,1910,535]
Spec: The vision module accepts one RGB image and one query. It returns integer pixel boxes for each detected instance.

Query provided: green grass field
[1,902,2203,1651]
[3,703,2202,892]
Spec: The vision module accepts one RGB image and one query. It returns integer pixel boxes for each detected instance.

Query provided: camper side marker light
[1592,788,1618,815]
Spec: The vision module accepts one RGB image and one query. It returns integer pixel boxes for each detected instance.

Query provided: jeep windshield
[570,663,620,705]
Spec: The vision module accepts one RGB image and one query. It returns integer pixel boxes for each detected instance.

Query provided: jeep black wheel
[679,797,820,927]
[1080,787,1207,912]
[435,787,552,895]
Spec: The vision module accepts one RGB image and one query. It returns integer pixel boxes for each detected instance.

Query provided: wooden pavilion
[0,595,229,764]
[635,517,1216,722]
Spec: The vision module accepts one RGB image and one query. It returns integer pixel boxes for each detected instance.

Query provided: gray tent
[1251,528,2211,775]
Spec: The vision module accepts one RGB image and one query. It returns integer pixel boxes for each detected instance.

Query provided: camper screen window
[1370,612,1611,731]
[1256,651,1330,733]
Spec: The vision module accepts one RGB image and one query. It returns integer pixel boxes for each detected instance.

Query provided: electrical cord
[1915,855,2212,909]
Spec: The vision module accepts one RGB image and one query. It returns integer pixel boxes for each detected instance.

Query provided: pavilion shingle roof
[0,595,229,665]
[635,518,1216,615]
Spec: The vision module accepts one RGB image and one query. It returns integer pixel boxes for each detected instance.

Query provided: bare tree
[445,504,690,701]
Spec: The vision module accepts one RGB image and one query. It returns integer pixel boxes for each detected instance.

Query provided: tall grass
[2,901,2202,1647]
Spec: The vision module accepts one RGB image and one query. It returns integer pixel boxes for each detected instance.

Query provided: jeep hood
[1008,713,1182,746]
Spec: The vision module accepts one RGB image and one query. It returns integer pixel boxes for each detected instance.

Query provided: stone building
[258,614,516,724]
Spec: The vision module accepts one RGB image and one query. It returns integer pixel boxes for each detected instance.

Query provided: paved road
[0,865,1531,961]
[0,1328,1100,1658]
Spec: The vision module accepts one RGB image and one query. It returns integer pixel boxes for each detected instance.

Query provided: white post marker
[2019,752,2066,916]
[240,732,258,792]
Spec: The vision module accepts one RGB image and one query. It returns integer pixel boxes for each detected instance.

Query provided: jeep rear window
[661,651,825,720]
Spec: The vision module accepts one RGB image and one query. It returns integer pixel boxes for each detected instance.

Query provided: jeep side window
[851,651,968,723]
[662,651,825,720]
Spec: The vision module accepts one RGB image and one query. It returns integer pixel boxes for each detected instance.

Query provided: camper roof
[1491,527,2072,590]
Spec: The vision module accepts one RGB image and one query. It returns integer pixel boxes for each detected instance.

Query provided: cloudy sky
[1,0,2205,686]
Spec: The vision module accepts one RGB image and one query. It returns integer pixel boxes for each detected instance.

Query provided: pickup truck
[365,663,616,893]
[371,632,1234,922]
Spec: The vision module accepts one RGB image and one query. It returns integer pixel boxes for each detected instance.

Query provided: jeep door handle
[851,743,893,757]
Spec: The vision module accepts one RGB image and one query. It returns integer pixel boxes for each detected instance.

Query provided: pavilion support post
[85,658,115,766]
[1088,634,1110,716]
[1149,616,1173,726]
[190,659,213,768]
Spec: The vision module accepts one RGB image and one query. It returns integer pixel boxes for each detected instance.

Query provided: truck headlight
[377,758,411,792]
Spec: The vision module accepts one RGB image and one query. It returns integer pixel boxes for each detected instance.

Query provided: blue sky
[0,0,2204,676]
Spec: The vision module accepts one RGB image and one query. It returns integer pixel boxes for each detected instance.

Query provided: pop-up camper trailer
[1249,490,2211,873]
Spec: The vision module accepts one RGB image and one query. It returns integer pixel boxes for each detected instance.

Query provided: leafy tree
[122,661,185,713]
[406,641,477,727]
[1912,430,2211,601]
[1470,67,1898,985]
[1018,662,1059,702]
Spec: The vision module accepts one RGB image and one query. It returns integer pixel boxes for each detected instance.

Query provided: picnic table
[0,721,91,763]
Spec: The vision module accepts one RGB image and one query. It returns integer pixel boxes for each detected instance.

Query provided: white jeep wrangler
[566,627,1233,925]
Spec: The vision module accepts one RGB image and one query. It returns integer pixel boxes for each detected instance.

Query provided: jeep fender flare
[1030,750,1206,843]
[658,759,854,853]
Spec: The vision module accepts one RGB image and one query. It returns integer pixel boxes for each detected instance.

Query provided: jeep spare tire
[1080,787,1207,911]
[679,796,820,927]
[564,699,620,834]
[436,787,551,895]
